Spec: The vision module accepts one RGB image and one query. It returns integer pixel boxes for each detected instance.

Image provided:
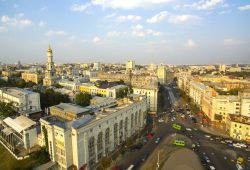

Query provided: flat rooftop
[0,87,36,98]
[50,103,91,115]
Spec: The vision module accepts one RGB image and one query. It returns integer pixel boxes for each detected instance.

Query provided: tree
[75,92,92,106]
[0,101,15,118]
[98,157,112,170]
[40,89,71,109]
[42,126,49,152]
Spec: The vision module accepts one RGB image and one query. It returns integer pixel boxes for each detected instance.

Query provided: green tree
[42,126,49,152]
[75,92,92,106]
[0,101,15,118]
[98,157,112,170]
[40,89,71,109]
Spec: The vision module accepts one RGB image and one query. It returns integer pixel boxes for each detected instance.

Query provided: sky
[0,0,250,65]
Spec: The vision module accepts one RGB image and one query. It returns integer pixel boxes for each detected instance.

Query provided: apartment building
[21,72,43,84]
[0,87,41,113]
[40,95,147,169]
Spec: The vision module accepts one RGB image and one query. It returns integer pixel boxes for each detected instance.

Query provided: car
[233,143,242,148]
[205,135,211,138]
[209,166,216,170]
[239,143,247,148]
[247,157,250,162]
[193,128,198,131]
[210,138,214,141]
[203,156,210,163]
[225,140,233,143]
[158,119,164,122]
[220,141,226,144]
[186,128,192,131]
[228,143,233,147]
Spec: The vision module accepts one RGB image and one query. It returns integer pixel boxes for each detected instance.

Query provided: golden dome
[47,44,52,53]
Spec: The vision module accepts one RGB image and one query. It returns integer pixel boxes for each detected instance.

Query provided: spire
[47,44,52,53]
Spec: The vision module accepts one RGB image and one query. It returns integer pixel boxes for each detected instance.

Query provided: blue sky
[0,0,250,64]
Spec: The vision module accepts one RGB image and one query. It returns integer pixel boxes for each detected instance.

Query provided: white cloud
[1,15,33,28]
[187,0,224,10]
[168,15,200,24]
[0,26,7,32]
[92,36,101,44]
[131,25,161,37]
[38,21,46,27]
[116,15,141,22]
[91,0,172,9]
[71,3,91,12]
[185,39,195,48]
[147,11,169,23]
[238,5,250,11]
[147,11,200,24]
[1,15,10,23]
[107,31,127,37]
[46,30,66,36]
[223,38,244,45]
[104,13,117,19]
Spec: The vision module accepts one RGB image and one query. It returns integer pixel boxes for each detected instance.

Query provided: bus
[172,123,182,130]
[173,139,185,146]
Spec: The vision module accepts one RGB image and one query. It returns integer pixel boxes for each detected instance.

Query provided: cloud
[238,5,250,11]
[131,25,161,37]
[38,21,46,27]
[185,39,195,48]
[92,36,101,44]
[91,0,172,9]
[0,26,7,32]
[41,6,47,11]
[104,13,117,19]
[107,31,127,37]
[168,15,200,24]
[223,38,244,45]
[116,15,141,22]
[69,35,76,40]
[46,30,66,36]
[1,15,33,28]
[187,0,224,10]
[70,3,91,12]
[147,11,169,23]
[147,11,200,24]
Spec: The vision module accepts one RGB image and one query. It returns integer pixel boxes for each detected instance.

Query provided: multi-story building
[219,64,226,73]
[226,114,250,142]
[79,83,127,98]
[157,65,166,85]
[126,60,135,72]
[43,45,57,86]
[93,62,101,71]
[21,72,43,84]
[58,79,80,92]
[0,87,41,113]
[40,95,147,169]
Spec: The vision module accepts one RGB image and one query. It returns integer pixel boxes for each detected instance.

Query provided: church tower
[43,45,56,86]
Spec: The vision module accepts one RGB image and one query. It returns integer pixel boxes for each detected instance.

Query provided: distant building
[43,45,57,86]
[0,87,41,113]
[126,60,135,72]
[40,95,147,169]
[22,72,43,84]
[228,66,242,72]
[157,65,166,84]
[219,64,226,73]
[58,79,80,92]
[93,62,101,71]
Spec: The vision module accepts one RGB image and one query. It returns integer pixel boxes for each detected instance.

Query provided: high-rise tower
[43,45,56,86]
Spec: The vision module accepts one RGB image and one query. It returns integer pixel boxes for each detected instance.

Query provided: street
[114,84,250,170]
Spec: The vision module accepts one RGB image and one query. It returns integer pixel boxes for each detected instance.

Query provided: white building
[93,62,101,71]
[0,87,41,113]
[40,95,147,169]
[157,65,166,85]
[0,115,37,150]
[126,60,135,72]
[133,87,158,113]
[58,79,80,92]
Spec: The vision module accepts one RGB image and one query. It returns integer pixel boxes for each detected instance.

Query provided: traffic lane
[117,120,173,169]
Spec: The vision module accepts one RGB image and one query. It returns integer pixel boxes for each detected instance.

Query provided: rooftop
[50,103,91,115]
[4,115,36,133]
[0,87,36,98]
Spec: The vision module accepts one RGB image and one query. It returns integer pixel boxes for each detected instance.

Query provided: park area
[0,144,50,170]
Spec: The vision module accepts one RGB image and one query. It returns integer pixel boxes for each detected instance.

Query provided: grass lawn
[0,144,50,170]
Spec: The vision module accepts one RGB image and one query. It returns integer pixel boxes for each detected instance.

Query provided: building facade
[40,95,147,169]
[43,45,57,86]
[22,72,43,84]
[157,65,166,85]
[126,60,135,72]
[0,87,41,113]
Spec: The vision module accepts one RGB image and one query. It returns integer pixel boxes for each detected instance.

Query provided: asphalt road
[115,85,250,170]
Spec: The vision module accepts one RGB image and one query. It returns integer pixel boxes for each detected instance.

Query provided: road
[114,84,250,170]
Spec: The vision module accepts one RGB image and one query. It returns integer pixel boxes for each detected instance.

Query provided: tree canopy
[75,92,92,107]
[0,101,15,118]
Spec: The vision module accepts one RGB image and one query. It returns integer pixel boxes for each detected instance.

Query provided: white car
[209,166,215,170]
[205,135,211,138]
[158,119,164,123]
[186,128,192,131]
[233,143,242,148]
[239,143,247,148]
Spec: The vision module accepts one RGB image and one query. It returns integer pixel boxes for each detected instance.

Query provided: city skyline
[0,0,250,64]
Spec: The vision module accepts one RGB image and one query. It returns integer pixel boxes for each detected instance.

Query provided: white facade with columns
[40,95,147,170]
